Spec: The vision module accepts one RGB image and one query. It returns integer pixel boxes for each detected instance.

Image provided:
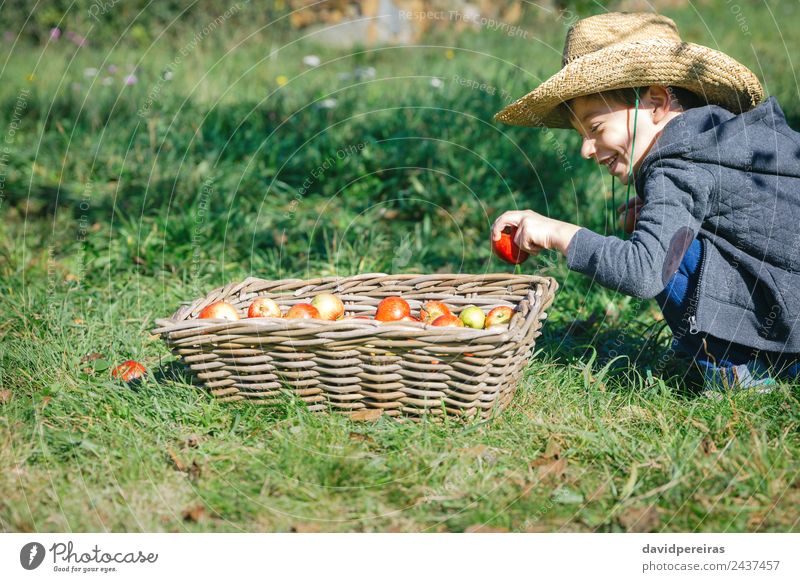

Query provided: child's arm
[492,162,714,298]
[491,210,581,255]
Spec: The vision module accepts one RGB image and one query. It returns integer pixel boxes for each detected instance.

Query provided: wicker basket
[153,273,558,420]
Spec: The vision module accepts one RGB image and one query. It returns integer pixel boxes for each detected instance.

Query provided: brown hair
[597,86,706,110]
[563,86,706,124]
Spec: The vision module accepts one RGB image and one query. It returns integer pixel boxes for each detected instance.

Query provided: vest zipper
[687,238,706,335]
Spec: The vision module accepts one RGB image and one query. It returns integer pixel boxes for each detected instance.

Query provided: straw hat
[494,12,764,129]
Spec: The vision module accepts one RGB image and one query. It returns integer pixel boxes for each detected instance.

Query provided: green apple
[459,305,486,329]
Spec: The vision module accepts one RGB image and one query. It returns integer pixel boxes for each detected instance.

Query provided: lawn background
[1,0,799,532]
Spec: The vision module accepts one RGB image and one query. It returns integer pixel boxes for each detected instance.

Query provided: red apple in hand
[492,226,529,265]
[375,297,411,322]
[285,304,320,319]
[484,306,514,328]
[111,360,147,382]
[248,297,282,318]
[419,300,451,323]
[311,293,345,321]
[199,301,240,320]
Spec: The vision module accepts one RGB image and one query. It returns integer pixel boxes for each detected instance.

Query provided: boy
[491,12,800,390]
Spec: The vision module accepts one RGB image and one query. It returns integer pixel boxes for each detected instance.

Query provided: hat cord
[612,89,640,239]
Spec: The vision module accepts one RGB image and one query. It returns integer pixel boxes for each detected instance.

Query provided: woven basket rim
[152,272,558,342]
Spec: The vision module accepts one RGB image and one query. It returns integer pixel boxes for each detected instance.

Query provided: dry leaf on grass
[0,390,11,404]
[166,447,185,472]
[702,436,718,455]
[530,438,567,483]
[182,505,205,523]
[185,434,201,448]
[290,523,322,533]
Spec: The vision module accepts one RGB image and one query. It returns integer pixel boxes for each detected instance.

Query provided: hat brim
[493,39,764,129]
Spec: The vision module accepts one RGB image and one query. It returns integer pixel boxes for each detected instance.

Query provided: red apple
[285,304,320,319]
[484,306,514,328]
[311,293,345,321]
[198,301,240,320]
[248,297,282,318]
[431,314,464,327]
[419,300,451,323]
[375,297,411,322]
[492,225,529,265]
[111,360,147,382]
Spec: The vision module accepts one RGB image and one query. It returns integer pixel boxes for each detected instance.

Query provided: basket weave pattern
[153,273,558,419]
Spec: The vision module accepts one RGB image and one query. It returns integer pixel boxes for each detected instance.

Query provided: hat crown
[563,12,681,66]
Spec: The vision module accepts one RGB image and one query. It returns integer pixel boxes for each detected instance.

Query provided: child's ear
[647,86,672,123]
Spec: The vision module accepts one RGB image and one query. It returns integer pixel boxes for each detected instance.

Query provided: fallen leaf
[0,390,11,404]
[464,524,510,533]
[182,505,205,523]
[535,457,567,483]
[544,438,561,459]
[80,352,104,363]
[167,447,185,472]
[290,523,322,533]
[618,505,661,532]
[349,409,382,422]
[65,273,79,282]
[702,436,718,455]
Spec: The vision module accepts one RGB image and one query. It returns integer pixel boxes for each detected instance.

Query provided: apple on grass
[198,301,240,320]
[311,293,344,321]
[111,360,146,382]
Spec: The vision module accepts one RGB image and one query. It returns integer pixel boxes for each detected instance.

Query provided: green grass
[1,3,800,532]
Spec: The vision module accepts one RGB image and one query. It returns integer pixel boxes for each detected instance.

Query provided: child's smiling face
[568,86,683,185]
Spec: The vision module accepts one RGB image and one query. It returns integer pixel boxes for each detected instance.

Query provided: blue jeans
[655,238,800,390]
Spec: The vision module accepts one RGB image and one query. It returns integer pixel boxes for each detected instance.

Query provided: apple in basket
[198,301,240,320]
[111,360,147,382]
[311,292,345,321]
[492,225,529,265]
[375,297,411,322]
[419,300,451,323]
[400,315,421,322]
[431,314,464,327]
[248,297,282,318]
[484,306,514,328]
[285,303,320,319]
[459,305,486,329]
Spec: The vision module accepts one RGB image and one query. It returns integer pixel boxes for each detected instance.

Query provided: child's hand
[491,210,580,256]
[616,195,643,234]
